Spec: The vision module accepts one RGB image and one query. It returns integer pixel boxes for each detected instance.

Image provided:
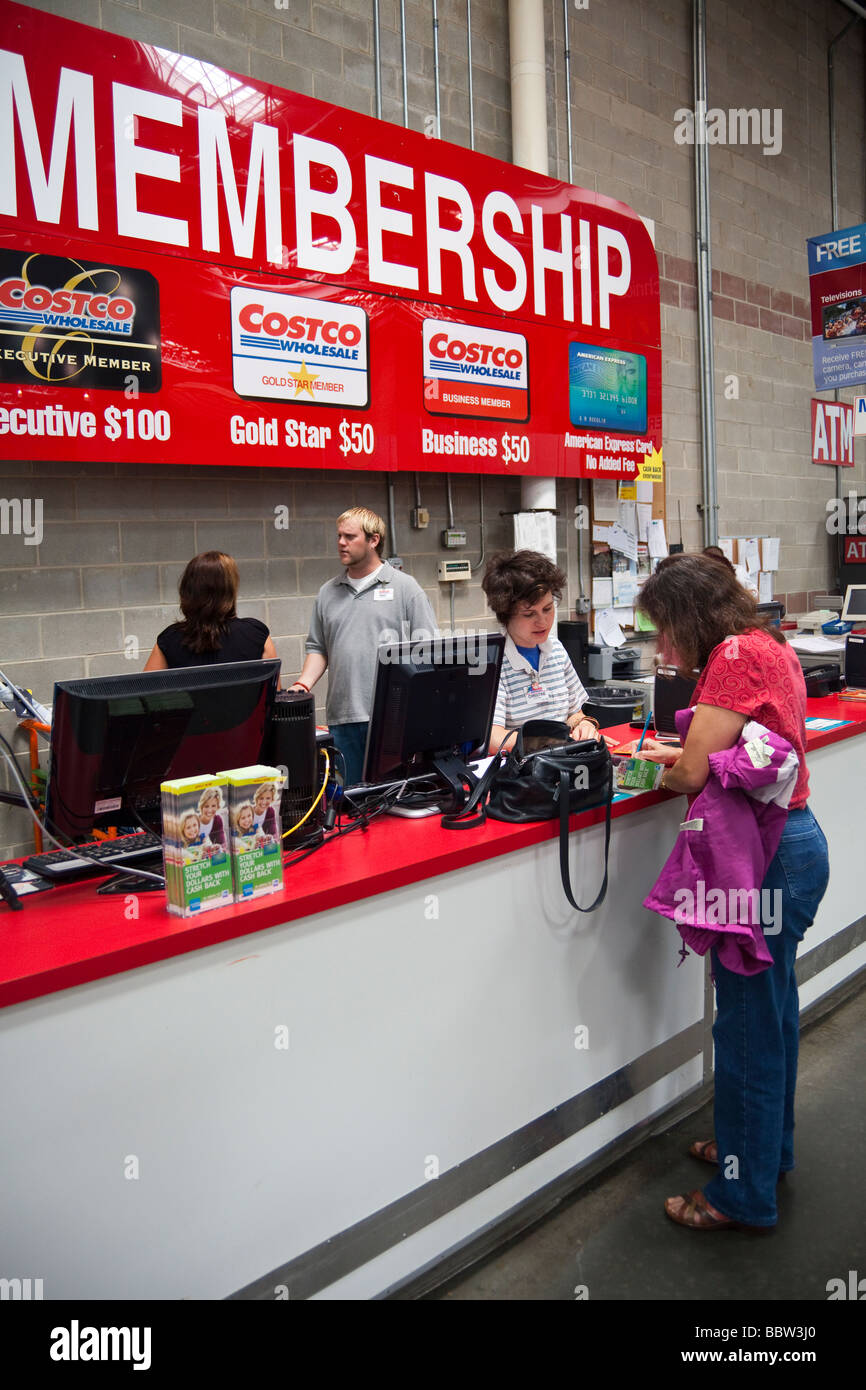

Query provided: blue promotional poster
[806,222,866,390]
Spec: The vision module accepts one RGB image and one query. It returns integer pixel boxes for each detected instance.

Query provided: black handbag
[442,720,614,913]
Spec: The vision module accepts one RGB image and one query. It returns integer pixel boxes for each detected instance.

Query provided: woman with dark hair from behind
[634,554,828,1231]
[144,551,280,682]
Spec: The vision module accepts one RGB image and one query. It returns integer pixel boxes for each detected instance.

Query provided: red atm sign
[811,398,854,466]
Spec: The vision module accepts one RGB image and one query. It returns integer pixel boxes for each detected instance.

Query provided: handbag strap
[557,759,613,913]
[440,728,521,830]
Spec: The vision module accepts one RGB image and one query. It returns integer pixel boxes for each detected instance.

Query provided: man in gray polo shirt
[289,506,438,784]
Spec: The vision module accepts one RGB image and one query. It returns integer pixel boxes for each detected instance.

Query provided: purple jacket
[643,708,800,975]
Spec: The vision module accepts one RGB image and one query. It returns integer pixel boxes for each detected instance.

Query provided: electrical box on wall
[438,559,472,582]
[411,507,430,529]
[441,529,467,548]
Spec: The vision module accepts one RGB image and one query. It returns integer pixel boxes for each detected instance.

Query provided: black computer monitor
[361,633,505,801]
[46,660,280,840]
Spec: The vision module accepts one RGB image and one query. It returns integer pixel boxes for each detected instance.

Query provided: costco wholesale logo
[423,318,528,422]
[230,287,369,408]
[0,249,161,391]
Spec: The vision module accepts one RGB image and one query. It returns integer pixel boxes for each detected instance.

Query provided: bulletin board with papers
[589,475,667,643]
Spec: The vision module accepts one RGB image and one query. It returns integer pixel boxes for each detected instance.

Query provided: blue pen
[635,707,652,752]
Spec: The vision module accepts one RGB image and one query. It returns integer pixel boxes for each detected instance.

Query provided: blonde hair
[254,782,276,804]
[337,506,386,557]
[180,811,201,840]
[198,788,222,815]
[232,801,255,832]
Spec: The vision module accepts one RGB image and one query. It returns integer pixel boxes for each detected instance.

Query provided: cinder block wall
[546,0,866,588]
[1,0,864,857]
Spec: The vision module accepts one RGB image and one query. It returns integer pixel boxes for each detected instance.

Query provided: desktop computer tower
[259,691,324,847]
[845,633,866,690]
[558,619,590,686]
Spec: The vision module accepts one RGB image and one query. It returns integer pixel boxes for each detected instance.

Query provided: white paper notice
[647,518,668,558]
[514,511,556,561]
[592,577,613,608]
[593,480,619,522]
[636,503,652,542]
[720,537,735,562]
[758,571,774,602]
[592,525,613,543]
[614,606,635,627]
[613,572,638,606]
[609,522,638,560]
[618,500,637,534]
[635,480,653,502]
[740,538,761,574]
[596,608,626,647]
[761,537,780,571]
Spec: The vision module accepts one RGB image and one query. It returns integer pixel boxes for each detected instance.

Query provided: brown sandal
[664,1189,772,1232]
[688,1138,787,1182]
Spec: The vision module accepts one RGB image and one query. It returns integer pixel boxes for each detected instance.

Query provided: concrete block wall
[0,459,528,857]
[2,0,865,857]
[546,0,866,589]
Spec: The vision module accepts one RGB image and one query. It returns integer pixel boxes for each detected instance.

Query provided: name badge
[373,586,394,601]
[527,679,546,698]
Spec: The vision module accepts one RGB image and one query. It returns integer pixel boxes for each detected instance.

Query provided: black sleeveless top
[156,616,269,667]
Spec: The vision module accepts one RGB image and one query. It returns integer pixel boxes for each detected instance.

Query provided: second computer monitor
[363,633,505,785]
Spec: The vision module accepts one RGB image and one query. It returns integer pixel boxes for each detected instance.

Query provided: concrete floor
[432,982,866,1301]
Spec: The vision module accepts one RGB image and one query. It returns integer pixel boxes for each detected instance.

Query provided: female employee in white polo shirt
[481,550,602,751]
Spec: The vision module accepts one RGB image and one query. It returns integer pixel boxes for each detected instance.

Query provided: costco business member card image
[423,318,529,422]
[230,287,369,408]
[0,248,161,391]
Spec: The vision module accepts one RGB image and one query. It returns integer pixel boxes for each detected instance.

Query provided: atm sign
[844,537,866,562]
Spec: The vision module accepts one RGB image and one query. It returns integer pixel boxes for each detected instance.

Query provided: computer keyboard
[23,831,163,882]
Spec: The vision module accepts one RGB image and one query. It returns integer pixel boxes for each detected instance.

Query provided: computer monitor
[46,660,280,840]
[362,633,505,803]
[841,585,866,622]
[653,665,698,736]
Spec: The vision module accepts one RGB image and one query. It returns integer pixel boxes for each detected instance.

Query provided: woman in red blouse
[635,555,829,1231]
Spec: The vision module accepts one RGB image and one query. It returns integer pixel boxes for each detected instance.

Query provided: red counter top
[1,694,864,1009]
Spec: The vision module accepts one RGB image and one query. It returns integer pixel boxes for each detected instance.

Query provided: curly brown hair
[481,550,567,626]
[637,553,785,671]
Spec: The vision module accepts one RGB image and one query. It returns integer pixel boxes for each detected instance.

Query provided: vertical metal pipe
[828,18,858,531]
[432,0,441,137]
[400,0,408,127]
[466,0,475,150]
[693,0,718,547]
[388,477,397,557]
[446,475,455,528]
[562,0,573,183]
[373,0,382,119]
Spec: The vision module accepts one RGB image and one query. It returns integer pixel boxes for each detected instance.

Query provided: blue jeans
[330,721,369,787]
[704,806,829,1226]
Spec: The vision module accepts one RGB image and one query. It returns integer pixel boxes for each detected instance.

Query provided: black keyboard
[23,831,163,882]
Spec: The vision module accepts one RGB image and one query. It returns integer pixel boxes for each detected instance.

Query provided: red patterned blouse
[692,628,809,808]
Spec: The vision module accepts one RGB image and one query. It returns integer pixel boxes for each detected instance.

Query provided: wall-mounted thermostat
[438,559,472,582]
[441,528,467,547]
